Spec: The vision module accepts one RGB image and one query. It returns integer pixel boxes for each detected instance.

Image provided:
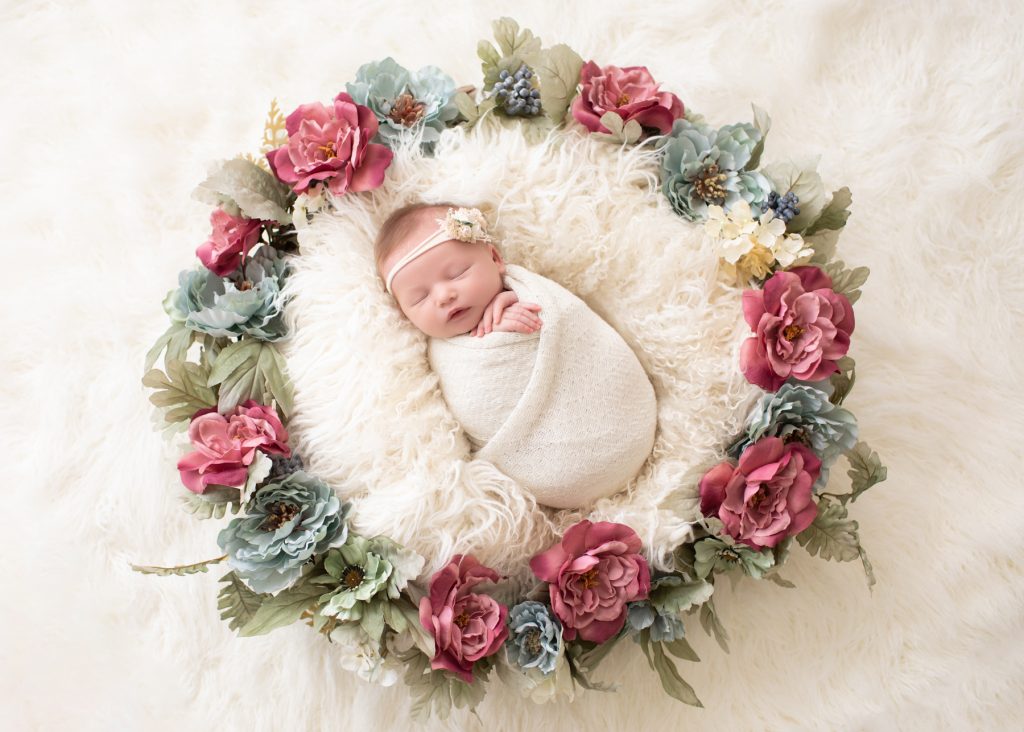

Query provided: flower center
[580,567,601,589]
[261,501,299,531]
[785,428,811,446]
[237,280,253,291]
[748,483,770,510]
[615,92,631,106]
[317,142,337,159]
[453,611,470,629]
[693,164,728,204]
[720,549,740,563]
[524,628,543,655]
[783,324,804,341]
[388,92,426,127]
[341,565,365,589]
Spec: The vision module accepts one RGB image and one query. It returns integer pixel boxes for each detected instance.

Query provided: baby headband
[385,206,493,295]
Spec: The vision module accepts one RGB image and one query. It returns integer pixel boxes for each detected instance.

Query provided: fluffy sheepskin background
[4,1,1023,730]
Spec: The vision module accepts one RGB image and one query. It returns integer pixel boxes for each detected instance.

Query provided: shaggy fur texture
[6,1,1023,730]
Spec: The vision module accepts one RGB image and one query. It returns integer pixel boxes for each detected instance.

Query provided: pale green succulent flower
[660,118,772,222]
[317,534,425,621]
[345,57,459,155]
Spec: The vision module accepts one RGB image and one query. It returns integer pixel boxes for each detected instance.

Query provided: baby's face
[384,232,506,339]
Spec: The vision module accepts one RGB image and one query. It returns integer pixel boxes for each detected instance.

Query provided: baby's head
[375,202,506,338]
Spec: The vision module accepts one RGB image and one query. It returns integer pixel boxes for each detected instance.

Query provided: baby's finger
[481,307,494,334]
[520,302,543,312]
[501,311,540,331]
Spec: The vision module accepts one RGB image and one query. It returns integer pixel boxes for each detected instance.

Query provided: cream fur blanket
[7,1,1024,731]
[428,263,658,509]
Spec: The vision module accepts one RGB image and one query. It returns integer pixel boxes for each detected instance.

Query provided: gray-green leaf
[218,571,267,632]
[744,103,772,171]
[180,489,240,520]
[144,322,196,373]
[535,43,583,125]
[649,576,714,615]
[762,159,826,233]
[796,500,861,562]
[193,157,293,225]
[845,441,888,503]
[698,598,730,654]
[830,356,857,406]
[207,338,294,417]
[130,554,226,577]
[640,631,703,707]
[143,358,217,427]
[804,187,853,235]
[238,581,323,637]
[822,260,870,304]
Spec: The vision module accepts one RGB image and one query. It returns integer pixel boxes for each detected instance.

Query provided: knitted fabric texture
[427,264,658,509]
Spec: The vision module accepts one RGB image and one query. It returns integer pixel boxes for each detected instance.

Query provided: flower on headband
[438,207,492,243]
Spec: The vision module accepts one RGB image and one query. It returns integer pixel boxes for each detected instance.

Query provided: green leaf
[452,90,480,126]
[492,16,541,61]
[698,598,730,653]
[649,576,714,615]
[240,452,272,505]
[193,157,293,225]
[239,581,323,637]
[143,358,217,427]
[822,260,870,304]
[144,322,195,373]
[744,103,772,171]
[179,489,240,520]
[218,571,267,632]
[663,636,701,663]
[639,631,703,707]
[359,598,386,641]
[130,554,226,576]
[859,546,877,590]
[845,441,888,503]
[478,17,542,91]
[765,572,796,589]
[535,43,583,125]
[830,356,857,406]
[806,228,842,265]
[804,187,853,235]
[796,499,861,562]
[207,339,293,417]
[762,159,826,233]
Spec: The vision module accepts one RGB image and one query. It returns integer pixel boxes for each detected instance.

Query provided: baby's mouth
[447,306,470,321]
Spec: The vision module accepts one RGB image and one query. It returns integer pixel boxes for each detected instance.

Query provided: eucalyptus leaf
[845,441,888,502]
[193,157,293,225]
[698,598,730,653]
[639,631,703,707]
[804,187,853,235]
[765,572,796,589]
[130,554,225,577]
[663,636,701,663]
[744,103,772,171]
[796,499,861,562]
[143,358,217,427]
[218,571,267,632]
[239,581,323,637]
[535,43,583,124]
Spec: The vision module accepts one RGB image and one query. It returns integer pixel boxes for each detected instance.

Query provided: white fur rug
[6,1,1023,730]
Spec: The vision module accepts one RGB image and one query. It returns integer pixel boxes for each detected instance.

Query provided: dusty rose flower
[266,91,393,196]
[176,400,290,494]
[529,520,650,643]
[418,554,509,683]
[196,208,266,276]
[699,437,821,549]
[571,61,684,136]
[740,266,855,391]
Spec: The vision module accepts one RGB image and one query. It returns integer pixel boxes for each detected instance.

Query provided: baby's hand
[472,290,542,336]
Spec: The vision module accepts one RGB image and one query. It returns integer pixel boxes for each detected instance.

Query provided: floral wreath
[135,17,888,721]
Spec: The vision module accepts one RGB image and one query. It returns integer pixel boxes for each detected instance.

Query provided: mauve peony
[266,92,394,197]
[699,437,821,549]
[196,208,265,277]
[529,520,651,644]
[740,266,855,391]
[418,554,509,684]
[571,61,684,136]
[177,400,291,494]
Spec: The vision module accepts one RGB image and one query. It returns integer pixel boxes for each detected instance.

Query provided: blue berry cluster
[761,191,801,222]
[492,64,542,117]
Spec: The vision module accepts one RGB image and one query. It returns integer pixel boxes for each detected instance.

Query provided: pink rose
[571,61,684,136]
[699,437,821,549]
[266,92,393,197]
[176,400,291,494]
[740,266,856,391]
[529,520,651,643]
[196,208,266,276]
[418,555,509,684]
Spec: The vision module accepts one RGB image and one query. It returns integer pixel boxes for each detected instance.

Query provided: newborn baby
[375,202,657,509]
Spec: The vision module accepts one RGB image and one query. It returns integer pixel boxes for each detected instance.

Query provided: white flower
[438,207,492,243]
[330,624,400,687]
[705,205,814,283]
[771,231,814,268]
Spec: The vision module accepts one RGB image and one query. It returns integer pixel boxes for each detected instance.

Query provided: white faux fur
[7,1,1024,730]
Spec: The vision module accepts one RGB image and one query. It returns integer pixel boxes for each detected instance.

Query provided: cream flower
[771,230,814,268]
[437,206,493,243]
[705,204,814,284]
[330,624,400,687]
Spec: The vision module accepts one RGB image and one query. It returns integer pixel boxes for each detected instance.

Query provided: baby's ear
[489,244,506,272]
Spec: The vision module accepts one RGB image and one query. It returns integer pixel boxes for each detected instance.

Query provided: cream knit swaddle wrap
[427,264,658,509]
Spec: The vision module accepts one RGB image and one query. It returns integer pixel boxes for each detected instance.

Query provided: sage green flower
[165,246,290,341]
[660,118,772,222]
[693,537,774,580]
[317,534,425,621]
[217,471,350,594]
[345,57,459,155]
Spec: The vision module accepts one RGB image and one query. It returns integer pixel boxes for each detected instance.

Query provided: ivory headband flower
[384,206,493,295]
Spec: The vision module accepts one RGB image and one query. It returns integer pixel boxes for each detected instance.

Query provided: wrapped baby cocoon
[427,264,658,509]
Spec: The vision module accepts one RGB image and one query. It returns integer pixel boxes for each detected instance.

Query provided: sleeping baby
[375,202,657,510]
